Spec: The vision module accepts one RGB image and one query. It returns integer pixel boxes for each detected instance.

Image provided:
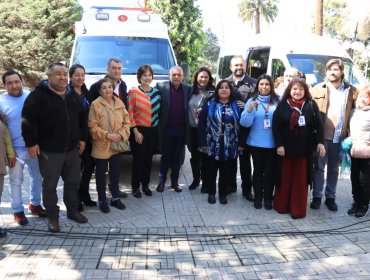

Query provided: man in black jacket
[226,55,256,202]
[22,62,88,232]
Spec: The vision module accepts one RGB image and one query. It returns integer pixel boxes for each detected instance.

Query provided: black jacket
[89,76,128,107]
[21,80,88,152]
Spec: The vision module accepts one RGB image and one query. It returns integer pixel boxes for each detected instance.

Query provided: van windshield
[71,36,176,75]
[287,54,367,87]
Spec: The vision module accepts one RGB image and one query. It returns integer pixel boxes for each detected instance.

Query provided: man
[226,55,256,201]
[22,63,88,232]
[0,70,47,226]
[275,67,300,97]
[156,66,191,193]
[89,58,128,198]
[310,58,356,211]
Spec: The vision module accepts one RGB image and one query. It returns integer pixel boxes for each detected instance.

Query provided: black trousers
[231,148,253,193]
[79,140,95,203]
[205,156,235,196]
[130,126,158,189]
[249,146,276,203]
[188,127,204,182]
[351,157,370,206]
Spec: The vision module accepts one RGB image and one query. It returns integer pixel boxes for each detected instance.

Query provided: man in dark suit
[156,66,191,193]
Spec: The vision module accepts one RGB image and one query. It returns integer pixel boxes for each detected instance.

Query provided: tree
[202,28,220,74]
[315,0,323,35]
[238,0,278,34]
[321,0,347,39]
[151,0,206,78]
[0,0,82,87]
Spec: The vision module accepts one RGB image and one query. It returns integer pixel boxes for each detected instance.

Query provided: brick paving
[0,154,369,279]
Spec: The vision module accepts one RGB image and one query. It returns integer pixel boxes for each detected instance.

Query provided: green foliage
[151,0,206,79]
[322,0,348,40]
[202,28,220,74]
[0,0,82,87]
[239,0,278,34]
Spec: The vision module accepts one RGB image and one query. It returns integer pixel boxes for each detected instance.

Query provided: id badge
[264,118,271,129]
[298,115,306,126]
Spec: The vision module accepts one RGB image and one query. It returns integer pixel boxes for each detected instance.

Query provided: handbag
[102,106,130,153]
[350,141,370,159]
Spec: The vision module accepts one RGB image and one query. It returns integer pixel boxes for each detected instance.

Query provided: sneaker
[28,204,47,217]
[324,198,338,212]
[355,205,369,218]
[110,199,126,210]
[67,212,88,223]
[208,194,216,204]
[310,197,321,209]
[99,201,110,213]
[347,203,358,216]
[14,211,28,226]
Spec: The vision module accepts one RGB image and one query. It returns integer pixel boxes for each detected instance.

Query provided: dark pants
[205,156,235,196]
[130,126,158,189]
[351,157,370,207]
[239,148,253,193]
[249,146,276,203]
[79,140,95,203]
[38,149,81,219]
[95,153,121,202]
[159,127,186,184]
[189,127,204,182]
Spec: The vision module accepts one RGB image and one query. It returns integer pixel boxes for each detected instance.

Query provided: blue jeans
[95,153,122,202]
[313,139,341,199]
[8,147,43,213]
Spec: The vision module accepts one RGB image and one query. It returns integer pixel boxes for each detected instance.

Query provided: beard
[233,69,244,78]
[327,74,341,83]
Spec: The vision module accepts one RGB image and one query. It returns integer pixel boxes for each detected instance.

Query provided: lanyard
[257,96,271,118]
[286,100,305,115]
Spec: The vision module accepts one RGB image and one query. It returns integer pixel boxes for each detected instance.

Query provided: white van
[216,34,368,87]
[70,5,177,88]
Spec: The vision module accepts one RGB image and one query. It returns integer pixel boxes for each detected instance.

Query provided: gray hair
[107,58,122,67]
[47,62,67,74]
[230,55,245,66]
[169,66,183,75]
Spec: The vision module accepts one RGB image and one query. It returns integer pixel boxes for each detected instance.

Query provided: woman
[240,74,279,210]
[188,67,215,192]
[0,111,15,237]
[272,78,325,219]
[127,65,161,198]
[347,85,370,218]
[198,80,240,205]
[69,64,96,210]
[88,78,130,213]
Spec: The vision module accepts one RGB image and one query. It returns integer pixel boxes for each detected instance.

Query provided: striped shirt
[127,86,161,127]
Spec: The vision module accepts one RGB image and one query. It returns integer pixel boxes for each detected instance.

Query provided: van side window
[217,55,233,80]
[246,47,270,79]
[271,59,285,81]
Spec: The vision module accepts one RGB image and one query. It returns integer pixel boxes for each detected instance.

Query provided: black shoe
[82,200,97,207]
[67,212,88,223]
[219,196,227,205]
[156,182,165,192]
[142,186,152,196]
[0,227,7,238]
[171,184,182,193]
[324,198,338,212]
[189,180,200,190]
[208,194,216,204]
[228,185,237,194]
[244,192,255,202]
[347,203,358,216]
[132,188,142,198]
[47,218,60,233]
[254,200,262,209]
[264,200,272,210]
[78,203,84,212]
[107,188,128,198]
[310,197,321,209]
[110,199,126,210]
[355,205,368,218]
[99,201,110,213]
[200,185,206,193]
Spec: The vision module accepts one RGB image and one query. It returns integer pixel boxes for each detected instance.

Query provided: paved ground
[0,153,369,279]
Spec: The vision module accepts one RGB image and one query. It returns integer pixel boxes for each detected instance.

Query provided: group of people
[0,56,369,235]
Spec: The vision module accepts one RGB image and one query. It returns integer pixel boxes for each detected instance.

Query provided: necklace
[139,86,152,94]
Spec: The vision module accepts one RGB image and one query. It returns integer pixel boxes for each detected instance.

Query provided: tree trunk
[315,0,323,35]
[255,9,260,34]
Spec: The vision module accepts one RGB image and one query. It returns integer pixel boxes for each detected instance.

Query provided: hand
[8,157,16,168]
[317,143,325,158]
[108,133,122,143]
[238,146,244,151]
[277,146,285,157]
[134,131,144,144]
[236,100,245,109]
[198,146,208,154]
[27,145,40,158]
[195,108,202,116]
[247,100,258,113]
[78,141,86,155]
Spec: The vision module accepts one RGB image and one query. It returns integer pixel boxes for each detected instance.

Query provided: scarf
[287,98,305,132]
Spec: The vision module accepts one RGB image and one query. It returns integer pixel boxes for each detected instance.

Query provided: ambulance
[70,5,177,88]
[216,33,368,87]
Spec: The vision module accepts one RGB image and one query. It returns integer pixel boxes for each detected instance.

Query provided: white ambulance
[70,5,177,88]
